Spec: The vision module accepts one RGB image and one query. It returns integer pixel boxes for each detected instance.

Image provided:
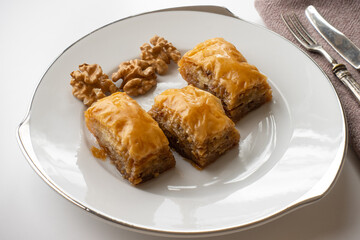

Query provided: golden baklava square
[85,92,175,185]
[149,85,240,168]
[178,38,272,121]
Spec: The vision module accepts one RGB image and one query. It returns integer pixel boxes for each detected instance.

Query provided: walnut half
[140,35,181,75]
[123,78,157,96]
[149,35,181,63]
[112,59,157,96]
[70,63,117,106]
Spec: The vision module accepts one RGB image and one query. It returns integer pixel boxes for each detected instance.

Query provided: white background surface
[1,0,360,239]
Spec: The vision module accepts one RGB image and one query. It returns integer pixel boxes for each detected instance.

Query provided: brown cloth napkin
[255,0,360,159]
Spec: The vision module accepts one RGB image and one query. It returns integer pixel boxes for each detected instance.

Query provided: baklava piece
[149,85,240,169]
[85,92,175,185]
[178,38,272,122]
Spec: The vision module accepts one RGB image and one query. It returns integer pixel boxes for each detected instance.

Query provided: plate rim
[16,6,348,237]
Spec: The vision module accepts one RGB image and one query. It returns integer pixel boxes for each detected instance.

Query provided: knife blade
[305,5,360,70]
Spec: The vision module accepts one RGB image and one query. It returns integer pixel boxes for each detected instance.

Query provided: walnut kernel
[149,35,181,63]
[70,63,117,106]
[123,78,157,96]
[140,35,181,75]
[112,59,157,96]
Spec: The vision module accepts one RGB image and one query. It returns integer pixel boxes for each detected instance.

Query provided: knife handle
[332,64,360,104]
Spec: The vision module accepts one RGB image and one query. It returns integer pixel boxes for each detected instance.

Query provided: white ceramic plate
[17,10,346,237]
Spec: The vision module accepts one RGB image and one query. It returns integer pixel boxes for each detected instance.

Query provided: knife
[305,5,360,70]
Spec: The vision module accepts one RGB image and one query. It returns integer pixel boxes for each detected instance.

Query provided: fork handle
[332,64,360,104]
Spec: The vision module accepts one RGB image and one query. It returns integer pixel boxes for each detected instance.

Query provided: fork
[281,13,360,104]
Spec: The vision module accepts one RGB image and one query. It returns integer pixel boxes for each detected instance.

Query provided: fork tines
[281,13,317,48]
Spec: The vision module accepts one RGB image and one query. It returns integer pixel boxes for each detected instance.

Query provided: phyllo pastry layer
[178,37,272,121]
[149,85,240,168]
[85,92,175,185]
